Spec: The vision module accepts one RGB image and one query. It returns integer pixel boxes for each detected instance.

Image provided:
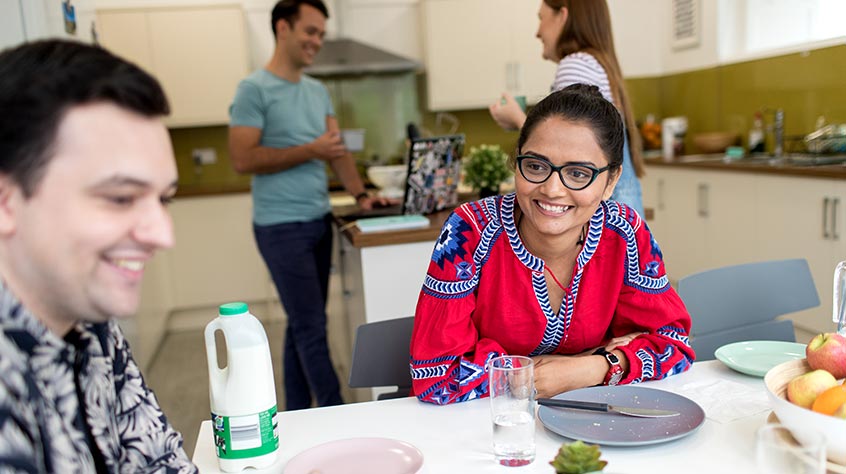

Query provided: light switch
[192,148,217,165]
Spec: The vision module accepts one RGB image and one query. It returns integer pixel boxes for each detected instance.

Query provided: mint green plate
[714,340,806,377]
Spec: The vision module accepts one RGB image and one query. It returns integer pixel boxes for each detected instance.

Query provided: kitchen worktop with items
[645,153,846,180]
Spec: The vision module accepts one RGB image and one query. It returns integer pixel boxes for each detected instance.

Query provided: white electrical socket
[192,148,217,165]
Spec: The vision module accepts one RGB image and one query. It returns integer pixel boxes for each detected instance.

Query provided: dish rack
[804,124,846,154]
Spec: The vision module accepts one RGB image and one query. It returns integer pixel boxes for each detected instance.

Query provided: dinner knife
[537,398,680,418]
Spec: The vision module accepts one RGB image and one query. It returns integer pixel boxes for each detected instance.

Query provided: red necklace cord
[545,265,568,292]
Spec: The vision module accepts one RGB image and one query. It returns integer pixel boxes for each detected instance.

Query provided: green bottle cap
[219,302,248,317]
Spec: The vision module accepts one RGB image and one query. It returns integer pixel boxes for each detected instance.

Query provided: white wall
[0,0,26,51]
[610,0,720,78]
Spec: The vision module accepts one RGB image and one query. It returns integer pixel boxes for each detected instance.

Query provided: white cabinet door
[507,3,556,104]
[97,6,249,127]
[168,195,272,309]
[422,0,553,110]
[147,7,249,127]
[95,10,154,72]
[422,0,507,110]
[645,167,706,283]
[699,170,758,270]
[754,176,840,334]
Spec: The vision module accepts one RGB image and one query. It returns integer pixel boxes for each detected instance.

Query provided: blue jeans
[611,134,645,217]
[253,214,343,410]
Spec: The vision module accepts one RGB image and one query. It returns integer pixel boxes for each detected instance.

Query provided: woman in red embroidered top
[410,84,695,405]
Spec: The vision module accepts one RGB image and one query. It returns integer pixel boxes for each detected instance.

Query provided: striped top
[551,51,613,104]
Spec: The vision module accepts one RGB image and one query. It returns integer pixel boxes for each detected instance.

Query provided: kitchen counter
[646,154,846,179]
[332,205,452,248]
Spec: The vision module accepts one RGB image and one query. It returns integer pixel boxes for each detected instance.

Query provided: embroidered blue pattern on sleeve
[431,213,471,269]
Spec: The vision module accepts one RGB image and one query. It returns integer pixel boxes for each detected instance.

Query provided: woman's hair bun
[564,83,603,99]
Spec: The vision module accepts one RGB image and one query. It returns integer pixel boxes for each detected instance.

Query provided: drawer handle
[697,183,709,217]
[833,197,840,241]
[823,197,831,239]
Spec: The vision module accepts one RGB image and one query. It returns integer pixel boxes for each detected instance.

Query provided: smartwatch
[593,347,624,386]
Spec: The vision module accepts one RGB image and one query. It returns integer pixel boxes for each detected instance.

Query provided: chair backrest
[689,319,796,362]
[348,316,414,400]
[677,259,819,360]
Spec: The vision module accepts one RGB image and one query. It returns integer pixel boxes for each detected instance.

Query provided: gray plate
[538,386,705,446]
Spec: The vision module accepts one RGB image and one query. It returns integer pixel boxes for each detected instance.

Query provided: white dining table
[192,360,770,473]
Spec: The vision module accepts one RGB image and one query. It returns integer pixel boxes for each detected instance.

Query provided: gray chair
[677,258,820,361]
[348,316,414,400]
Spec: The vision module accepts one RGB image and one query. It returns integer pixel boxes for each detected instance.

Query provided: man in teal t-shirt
[229,0,383,410]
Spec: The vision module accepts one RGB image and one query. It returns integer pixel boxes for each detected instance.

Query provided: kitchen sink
[782,153,846,166]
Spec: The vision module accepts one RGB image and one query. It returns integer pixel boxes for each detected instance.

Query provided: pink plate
[284,438,424,474]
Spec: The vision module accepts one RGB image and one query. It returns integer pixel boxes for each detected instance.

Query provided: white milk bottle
[204,302,278,472]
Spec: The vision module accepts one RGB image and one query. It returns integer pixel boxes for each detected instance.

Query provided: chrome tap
[773,108,784,157]
[763,108,785,157]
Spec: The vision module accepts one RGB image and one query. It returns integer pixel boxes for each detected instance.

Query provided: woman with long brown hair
[489,0,644,216]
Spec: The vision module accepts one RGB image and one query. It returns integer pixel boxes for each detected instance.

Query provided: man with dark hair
[229,0,384,411]
[0,39,196,472]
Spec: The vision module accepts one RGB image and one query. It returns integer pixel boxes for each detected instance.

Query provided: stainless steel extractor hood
[304,38,420,77]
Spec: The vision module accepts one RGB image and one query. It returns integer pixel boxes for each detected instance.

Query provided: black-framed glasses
[516,155,610,191]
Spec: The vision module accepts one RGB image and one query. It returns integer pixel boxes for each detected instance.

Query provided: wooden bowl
[764,358,846,465]
[692,132,739,153]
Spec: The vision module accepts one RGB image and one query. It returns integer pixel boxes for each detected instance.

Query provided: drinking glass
[834,260,845,335]
[755,424,826,474]
[487,355,535,467]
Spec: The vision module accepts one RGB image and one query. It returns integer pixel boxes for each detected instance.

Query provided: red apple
[806,333,846,379]
[787,369,838,408]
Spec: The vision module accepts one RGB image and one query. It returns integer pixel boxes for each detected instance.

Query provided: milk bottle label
[211,406,279,459]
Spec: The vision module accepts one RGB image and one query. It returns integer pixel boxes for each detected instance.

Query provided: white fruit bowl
[366,165,407,199]
[764,358,846,465]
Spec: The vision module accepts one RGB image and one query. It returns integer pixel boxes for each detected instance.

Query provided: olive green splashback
[169,126,251,189]
[628,44,846,151]
[170,44,846,189]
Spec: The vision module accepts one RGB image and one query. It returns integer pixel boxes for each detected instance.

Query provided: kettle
[835,261,846,335]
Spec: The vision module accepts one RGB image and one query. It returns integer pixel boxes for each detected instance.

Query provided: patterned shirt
[410,194,695,405]
[0,283,197,473]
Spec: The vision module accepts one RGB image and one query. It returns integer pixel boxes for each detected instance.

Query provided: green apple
[787,369,838,409]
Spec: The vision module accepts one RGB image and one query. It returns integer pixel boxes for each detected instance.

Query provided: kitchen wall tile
[169,126,251,189]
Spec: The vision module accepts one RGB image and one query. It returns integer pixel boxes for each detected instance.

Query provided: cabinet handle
[658,178,665,211]
[823,197,831,239]
[697,183,709,217]
[833,197,840,241]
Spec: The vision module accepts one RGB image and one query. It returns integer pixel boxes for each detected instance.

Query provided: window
[727,0,846,60]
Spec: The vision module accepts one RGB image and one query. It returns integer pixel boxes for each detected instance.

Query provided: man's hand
[311,131,347,161]
[357,194,399,211]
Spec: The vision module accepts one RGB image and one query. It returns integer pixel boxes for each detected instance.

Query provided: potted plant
[463,144,512,198]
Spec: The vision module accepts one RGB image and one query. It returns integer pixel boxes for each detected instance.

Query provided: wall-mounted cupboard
[96,5,250,127]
